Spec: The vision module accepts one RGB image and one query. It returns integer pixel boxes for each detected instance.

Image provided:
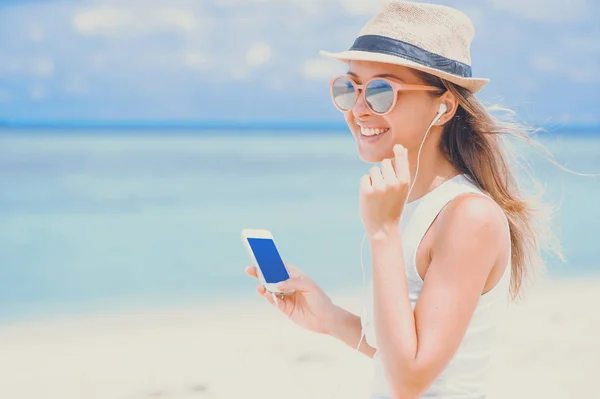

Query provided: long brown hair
[416,71,564,301]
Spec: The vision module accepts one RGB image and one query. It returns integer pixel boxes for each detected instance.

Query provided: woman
[246,2,559,398]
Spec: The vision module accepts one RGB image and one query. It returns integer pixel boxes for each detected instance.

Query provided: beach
[0,274,598,399]
[1,131,598,398]
[1,0,599,395]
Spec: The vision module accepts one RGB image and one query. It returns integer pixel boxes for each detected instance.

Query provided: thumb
[278,276,312,293]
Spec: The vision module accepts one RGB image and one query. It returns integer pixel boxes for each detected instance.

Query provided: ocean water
[0,130,599,323]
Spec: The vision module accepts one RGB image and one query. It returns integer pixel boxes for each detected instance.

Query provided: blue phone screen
[247,238,290,284]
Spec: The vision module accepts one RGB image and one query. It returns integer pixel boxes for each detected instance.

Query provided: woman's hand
[245,263,338,335]
[360,144,411,240]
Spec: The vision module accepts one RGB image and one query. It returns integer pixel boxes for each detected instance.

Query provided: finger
[260,287,276,306]
[265,291,288,313]
[369,166,385,190]
[360,174,372,196]
[393,144,410,182]
[380,158,397,184]
[256,284,266,295]
[274,294,287,312]
[277,276,312,293]
[245,266,258,279]
[264,292,276,306]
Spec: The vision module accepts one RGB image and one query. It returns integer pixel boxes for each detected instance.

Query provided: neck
[406,141,456,203]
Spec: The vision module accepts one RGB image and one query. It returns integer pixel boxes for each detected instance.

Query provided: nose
[352,90,373,120]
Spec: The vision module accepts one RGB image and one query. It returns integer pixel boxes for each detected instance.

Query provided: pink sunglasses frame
[328,75,439,115]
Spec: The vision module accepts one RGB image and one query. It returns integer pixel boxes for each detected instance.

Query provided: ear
[437,91,459,125]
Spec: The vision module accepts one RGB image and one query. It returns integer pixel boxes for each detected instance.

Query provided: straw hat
[320,0,489,93]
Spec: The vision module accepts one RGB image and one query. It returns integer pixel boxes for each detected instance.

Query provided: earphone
[268,104,450,399]
[356,102,447,349]
[438,103,447,118]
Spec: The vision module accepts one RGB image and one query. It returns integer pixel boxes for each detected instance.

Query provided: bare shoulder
[441,193,506,231]
[433,193,509,258]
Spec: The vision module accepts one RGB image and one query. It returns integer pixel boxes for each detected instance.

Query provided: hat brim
[319,50,489,94]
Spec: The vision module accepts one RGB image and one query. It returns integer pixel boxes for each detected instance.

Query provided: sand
[0,275,598,399]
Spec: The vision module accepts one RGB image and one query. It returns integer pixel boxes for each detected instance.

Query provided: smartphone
[241,228,295,295]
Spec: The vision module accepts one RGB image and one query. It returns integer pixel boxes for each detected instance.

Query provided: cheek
[344,112,358,134]
[344,112,354,127]
[387,105,429,145]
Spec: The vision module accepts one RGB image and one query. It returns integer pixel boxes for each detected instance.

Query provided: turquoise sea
[0,129,599,323]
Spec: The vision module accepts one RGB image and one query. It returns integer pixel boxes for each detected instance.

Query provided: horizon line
[0,119,599,134]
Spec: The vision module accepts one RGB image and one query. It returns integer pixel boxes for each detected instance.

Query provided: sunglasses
[328,75,439,115]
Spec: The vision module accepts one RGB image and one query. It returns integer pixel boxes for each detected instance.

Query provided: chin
[357,146,388,164]
[354,133,395,164]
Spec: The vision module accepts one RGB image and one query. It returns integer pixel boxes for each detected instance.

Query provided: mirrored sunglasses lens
[366,79,394,113]
[332,77,356,111]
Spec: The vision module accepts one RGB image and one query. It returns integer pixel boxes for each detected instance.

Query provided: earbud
[435,103,447,124]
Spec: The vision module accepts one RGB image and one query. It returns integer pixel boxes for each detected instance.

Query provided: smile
[360,127,390,137]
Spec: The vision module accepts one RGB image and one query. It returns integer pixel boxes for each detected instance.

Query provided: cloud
[565,66,600,84]
[530,54,600,84]
[514,77,537,93]
[230,66,249,81]
[217,0,322,14]
[558,34,600,54]
[217,0,273,5]
[269,76,285,91]
[530,55,559,73]
[0,56,54,78]
[339,0,386,15]
[73,6,200,37]
[27,26,45,43]
[245,42,271,68]
[0,57,22,76]
[184,52,212,71]
[530,29,600,85]
[157,8,198,31]
[490,0,589,22]
[0,0,598,123]
[302,58,345,80]
[65,76,90,95]
[73,7,132,36]
[29,85,47,101]
[31,57,55,77]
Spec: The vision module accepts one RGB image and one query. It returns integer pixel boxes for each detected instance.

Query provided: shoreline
[1,124,599,135]
[1,273,595,327]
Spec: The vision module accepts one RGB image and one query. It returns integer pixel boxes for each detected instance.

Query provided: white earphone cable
[271,106,447,399]
[357,107,446,351]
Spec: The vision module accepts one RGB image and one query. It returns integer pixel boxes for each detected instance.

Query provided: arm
[326,305,377,358]
[371,194,508,399]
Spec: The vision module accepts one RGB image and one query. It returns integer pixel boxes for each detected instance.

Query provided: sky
[0,0,599,126]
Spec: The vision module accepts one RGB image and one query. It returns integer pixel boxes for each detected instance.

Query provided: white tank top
[364,174,512,399]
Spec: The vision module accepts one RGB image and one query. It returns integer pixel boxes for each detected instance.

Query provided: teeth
[360,127,389,136]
